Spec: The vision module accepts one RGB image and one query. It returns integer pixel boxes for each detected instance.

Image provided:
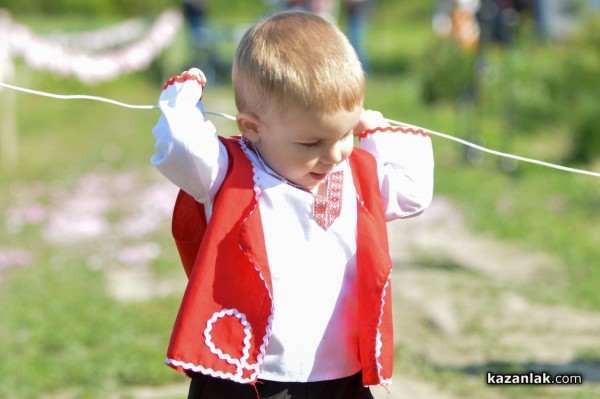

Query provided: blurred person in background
[342,0,374,72]
[275,0,338,21]
[181,0,217,81]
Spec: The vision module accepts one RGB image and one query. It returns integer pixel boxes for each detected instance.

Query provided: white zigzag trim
[251,258,274,368]
[236,137,274,375]
[356,199,392,385]
[380,377,393,385]
[239,138,262,201]
[375,273,392,382]
[204,308,257,376]
[167,308,262,383]
[365,377,393,391]
[165,357,256,384]
[238,198,274,375]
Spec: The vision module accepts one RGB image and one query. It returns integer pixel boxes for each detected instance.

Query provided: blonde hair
[232,11,365,115]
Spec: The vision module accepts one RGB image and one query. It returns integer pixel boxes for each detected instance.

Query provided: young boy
[151,11,434,399]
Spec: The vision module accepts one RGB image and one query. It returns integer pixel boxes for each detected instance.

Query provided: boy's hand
[354,109,389,136]
[159,68,207,109]
[181,67,207,85]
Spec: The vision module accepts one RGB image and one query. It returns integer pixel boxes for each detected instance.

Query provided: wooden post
[0,9,19,172]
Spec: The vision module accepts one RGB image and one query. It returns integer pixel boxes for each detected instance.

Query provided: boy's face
[240,104,362,190]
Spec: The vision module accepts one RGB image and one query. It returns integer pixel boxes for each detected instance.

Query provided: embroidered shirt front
[241,143,361,382]
[313,170,344,230]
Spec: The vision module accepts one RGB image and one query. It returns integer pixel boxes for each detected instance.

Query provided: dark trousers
[187,371,374,399]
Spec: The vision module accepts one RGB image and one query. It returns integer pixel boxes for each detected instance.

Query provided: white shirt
[241,142,360,381]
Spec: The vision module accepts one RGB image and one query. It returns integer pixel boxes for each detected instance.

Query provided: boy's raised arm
[357,109,434,221]
[151,69,228,205]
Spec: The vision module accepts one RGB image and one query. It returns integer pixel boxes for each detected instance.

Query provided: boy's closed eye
[299,141,321,148]
[298,129,354,148]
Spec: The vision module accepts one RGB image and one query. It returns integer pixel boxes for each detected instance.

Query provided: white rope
[0,81,157,109]
[205,110,237,121]
[385,118,600,178]
[1,81,598,178]
[0,82,240,120]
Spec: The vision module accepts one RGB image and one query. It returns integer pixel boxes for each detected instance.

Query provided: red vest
[167,137,394,386]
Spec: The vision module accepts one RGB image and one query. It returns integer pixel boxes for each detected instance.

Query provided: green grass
[0,256,184,398]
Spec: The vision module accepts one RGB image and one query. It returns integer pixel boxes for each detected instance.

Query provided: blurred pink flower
[0,249,33,280]
[117,242,161,265]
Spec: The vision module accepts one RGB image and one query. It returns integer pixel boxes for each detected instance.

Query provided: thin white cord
[385,118,600,178]
[0,81,240,120]
[1,81,598,178]
[0,81,158,109]
[205,110,237,121]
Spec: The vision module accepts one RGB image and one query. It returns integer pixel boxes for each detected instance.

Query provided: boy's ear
[236,112,261,142]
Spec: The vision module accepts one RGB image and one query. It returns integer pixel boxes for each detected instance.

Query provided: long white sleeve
[358,111,434,221]
[151,77,228,207]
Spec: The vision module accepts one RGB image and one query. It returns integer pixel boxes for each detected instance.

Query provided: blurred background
[0,0,599,398]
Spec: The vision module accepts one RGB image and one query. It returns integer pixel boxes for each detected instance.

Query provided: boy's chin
[288,176,315,190]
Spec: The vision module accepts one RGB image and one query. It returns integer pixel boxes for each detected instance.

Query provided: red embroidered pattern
[313,171,344,230]
[163,74,205,89]
[358,126,430,140]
